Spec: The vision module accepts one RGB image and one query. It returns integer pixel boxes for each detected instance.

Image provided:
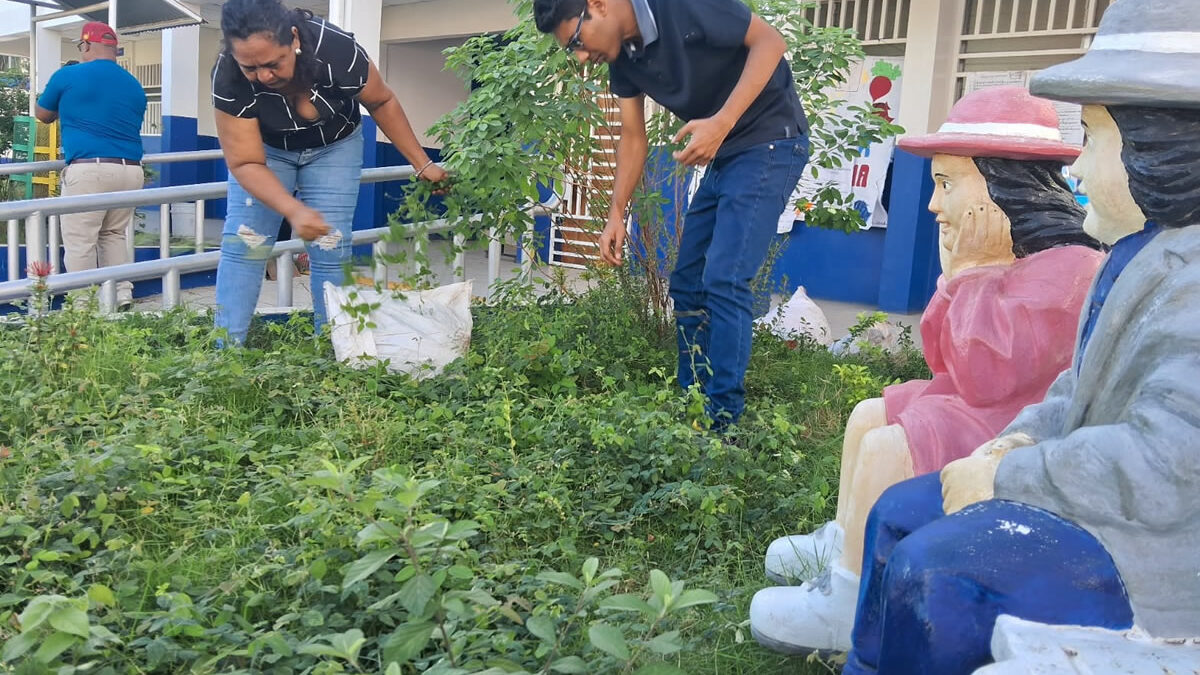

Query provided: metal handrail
[0,165,416,221]
[0,149,226,177]
[0,162,543,313]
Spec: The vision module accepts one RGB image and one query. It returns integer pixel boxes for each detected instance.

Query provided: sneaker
[750,564,860,654]
[764,521,845,585]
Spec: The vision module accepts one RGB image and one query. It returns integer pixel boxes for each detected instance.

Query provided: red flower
[27,261,52,278]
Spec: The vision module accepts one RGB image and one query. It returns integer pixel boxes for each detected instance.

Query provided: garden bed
[0,278,925,674]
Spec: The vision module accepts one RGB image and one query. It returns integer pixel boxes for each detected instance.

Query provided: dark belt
[69,157,141,166]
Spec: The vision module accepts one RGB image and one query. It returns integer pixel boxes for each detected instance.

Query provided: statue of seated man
[827,3,1200,673]
[750,86,1104,653]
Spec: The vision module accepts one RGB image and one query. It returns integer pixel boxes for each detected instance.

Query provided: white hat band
[936,121,1064,142]
[1091,32,1200,54]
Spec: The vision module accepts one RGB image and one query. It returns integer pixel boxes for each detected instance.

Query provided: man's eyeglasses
[564,6,587,54]
[75,40,90,52]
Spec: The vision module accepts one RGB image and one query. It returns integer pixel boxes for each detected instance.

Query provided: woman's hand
[286,205,332,241]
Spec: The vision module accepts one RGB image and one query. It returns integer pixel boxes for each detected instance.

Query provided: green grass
[0,278,925,674]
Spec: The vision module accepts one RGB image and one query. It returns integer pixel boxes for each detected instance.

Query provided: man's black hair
[533,0,587,34]
[973,157,1100,257]
[1110,105,1200,230]
[219,0,319,88]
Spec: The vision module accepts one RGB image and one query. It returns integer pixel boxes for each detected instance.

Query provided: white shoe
[764,521,845,584]
[750,564,860,654]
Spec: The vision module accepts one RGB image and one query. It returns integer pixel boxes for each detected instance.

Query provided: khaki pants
[59,162,144,305]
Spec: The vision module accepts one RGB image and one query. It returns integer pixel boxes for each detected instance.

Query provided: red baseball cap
[80,21,119,46]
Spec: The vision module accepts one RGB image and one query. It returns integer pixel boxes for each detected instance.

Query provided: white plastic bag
[324,281,473,379]
[755,286,833,346]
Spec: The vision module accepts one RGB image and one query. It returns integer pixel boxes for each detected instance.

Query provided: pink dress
[883,245,1104,475]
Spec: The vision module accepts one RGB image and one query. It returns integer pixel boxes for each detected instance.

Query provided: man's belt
[69,157,141,166]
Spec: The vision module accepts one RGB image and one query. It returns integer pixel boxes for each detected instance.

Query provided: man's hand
[598,215,627,266]
[287,205,332,241]
[941,433,1037,514]
[672,116,734,167]
[941,454,1001,514]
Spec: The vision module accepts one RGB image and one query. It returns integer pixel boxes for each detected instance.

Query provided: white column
[328,0,383,64]
[895,0,965,134]
[162,24,200,121]
[32,21,62,112]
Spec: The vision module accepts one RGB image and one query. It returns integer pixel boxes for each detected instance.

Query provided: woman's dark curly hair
[220,0,319,89]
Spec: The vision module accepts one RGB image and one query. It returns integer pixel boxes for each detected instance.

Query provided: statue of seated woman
[750,86,1105,654]
[781,4,1200,671]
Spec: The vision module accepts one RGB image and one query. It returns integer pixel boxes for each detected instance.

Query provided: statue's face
[929,154,1004,277]
[1072,105,1146,244]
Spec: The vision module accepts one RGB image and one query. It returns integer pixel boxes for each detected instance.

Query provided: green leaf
[87,584,116,607]
[1,630,39,662]
[525,615,556,643]
[399,573,437,616]
[645,630,683,655]
[598,594,655,617]
[536,571,583,590]
[18,596,56,632]
[47,606,89,638]
[648,570,671,600]
[668,589,717,613]
[588,623,630,660]
[382,621,434,663]
[33,631,76,663]
[550,655,589,673]
[632,664,686,675]
[581,557,599,583]
[341,547,402,590]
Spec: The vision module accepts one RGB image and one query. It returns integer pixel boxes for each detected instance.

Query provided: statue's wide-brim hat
[898,86,1080,163]
[1031,0,1200,108]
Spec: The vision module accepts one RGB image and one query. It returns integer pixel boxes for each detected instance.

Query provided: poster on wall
[777,56,904,234]
[962,70,1084,146]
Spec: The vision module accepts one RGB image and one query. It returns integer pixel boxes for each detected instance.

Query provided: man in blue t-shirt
[535,0,809,430]
[36,22,146,310]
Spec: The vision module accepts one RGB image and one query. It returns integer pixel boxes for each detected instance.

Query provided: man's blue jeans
[215,126,363,345]
[844,473,1133,675]
[671,136,808,427]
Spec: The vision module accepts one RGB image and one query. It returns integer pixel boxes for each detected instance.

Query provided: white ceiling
[183,0,438,24]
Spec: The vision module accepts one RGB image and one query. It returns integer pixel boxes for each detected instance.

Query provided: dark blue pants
[844,473,1134,675]
[671,137,808,427]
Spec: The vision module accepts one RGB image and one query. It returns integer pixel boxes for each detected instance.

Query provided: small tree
[382,0,901,322]
[0,62,31,157]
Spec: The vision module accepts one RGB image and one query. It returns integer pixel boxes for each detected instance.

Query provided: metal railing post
[194,200,206,252]
[7,219,18,280]
[453,233,466,283]
[164,268,180,310]
[48,215,60,274]
[125,220,135,266]
[276,252,294,308]
[160,203,171,258]
[99,279,117,314]
[26,212,44,266]
[488,228,501,292]
[373,241,388,285]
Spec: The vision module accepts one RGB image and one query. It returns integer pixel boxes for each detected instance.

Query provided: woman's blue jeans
[214,126,363,345]
[671,136,809,428]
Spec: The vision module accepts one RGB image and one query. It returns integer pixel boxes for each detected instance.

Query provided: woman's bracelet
[414,159,435,180]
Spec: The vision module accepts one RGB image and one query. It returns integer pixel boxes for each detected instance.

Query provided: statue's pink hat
[899,86,1080,163]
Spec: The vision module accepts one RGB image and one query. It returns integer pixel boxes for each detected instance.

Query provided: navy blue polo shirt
[609,0,808,158]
